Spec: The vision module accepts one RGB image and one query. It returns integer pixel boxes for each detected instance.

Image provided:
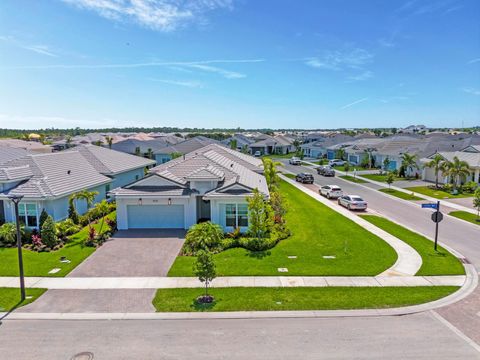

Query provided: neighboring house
[112,144,268,232]
[222,133,255,150]
[0,152,112,227]
[111,138,173,158]
[65,145,155,189]
[0,139,52,154]
[400,125,427,134]
[421,145,480,185]
[301,134,355,158]
[0,146,29,165]
[154,136,222,164]
[248,135,295,155]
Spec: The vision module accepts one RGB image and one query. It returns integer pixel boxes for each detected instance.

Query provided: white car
[289,157,301,165]
[319,185,343,199]
[329,159,346,166]
[338,195,367,211]
[253,151,261,157]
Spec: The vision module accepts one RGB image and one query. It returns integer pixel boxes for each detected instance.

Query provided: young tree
[386,172,395,189]
[473,188,480,221]
[344,162,350,176]
[400,153,419,178]
[39,208,49,234]
[262,158,280,190]
[425,153,446,189]
[68,198,79,224]
[241,144,249,154]
[105,136,113,149]
[443,157,471,193]
[193,250,216,301]
[230,138,238,150]
[135,146,141,156]
[41,215,57,248]
[270,190,287,224]
[336,148,346,161]
[247,189,274,241]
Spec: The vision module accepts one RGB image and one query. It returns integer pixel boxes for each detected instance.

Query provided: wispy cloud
[149,78,203,88]
[467,58,480,64]
[340,97,368,109]
[61,0,233,32]
[0,35,58,57]
[186,64,245,79]
[396,0,461,17]
[462,87,480,96]
[347,70,373,82]
[305,48,374,71]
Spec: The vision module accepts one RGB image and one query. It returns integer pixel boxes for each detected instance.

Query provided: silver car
[319,185,343,199]
[289,157,301,165]
[338,195,367,211]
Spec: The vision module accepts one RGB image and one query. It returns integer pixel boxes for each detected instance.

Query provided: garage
[126,204,185,229]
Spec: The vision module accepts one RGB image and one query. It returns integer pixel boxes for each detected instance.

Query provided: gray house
[154,136,222,164]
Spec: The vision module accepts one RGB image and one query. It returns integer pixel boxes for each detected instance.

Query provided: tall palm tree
[424,153,446,188]
[443,156,471,192]
[401,153,419,178]
[105,136,113,149]
[336,148,346,161]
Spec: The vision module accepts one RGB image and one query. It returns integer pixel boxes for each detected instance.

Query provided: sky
[0,0,479,130]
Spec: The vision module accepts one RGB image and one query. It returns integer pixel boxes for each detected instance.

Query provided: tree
[293,139,301,156]
[400,153,419,178]
[68,198,79,224]
[230,138,238,150]
[65,135,73,149]
[270,190,287,224]
[247,189,274,241]
[182,222,224,256]
[443,156,471,192]
[193,250,216,301]
[94,200,111,234]
[69,189,99,224]
[0,223,24,246]
[146,148,154,159]
[262,158,280,190]
[383,157,391,173]
[41,215,57,248]
[336,148,346,161]
[363,148,375,169]
[105,136,113,149]
[241,144,249,154]
[386,172,395,189]
[344,162,350,176]
[93,140,103,146]
[39,208,49,233]
[473,188,480,221]
[425,154,446,189]
[135,147,141,156]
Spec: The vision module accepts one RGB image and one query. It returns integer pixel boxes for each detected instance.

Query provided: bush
[443,183,453,193]
[39,208,49,233]
[462,181,478,193]
[68,200,79,224]
[105,217,117,232]
[85,226,97,247]
[56,219,80,242]
[182,222,224,256]
[41,215,57,248]
[0,223,21,246]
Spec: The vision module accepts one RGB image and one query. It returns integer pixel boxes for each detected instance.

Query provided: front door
[197,197,211,223]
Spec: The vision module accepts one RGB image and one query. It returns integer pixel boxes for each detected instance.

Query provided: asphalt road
[281,161,480,267]
[1,314,479,359]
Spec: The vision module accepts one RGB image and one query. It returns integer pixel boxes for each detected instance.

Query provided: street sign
[422,203,438,209]
[431,211,443,223]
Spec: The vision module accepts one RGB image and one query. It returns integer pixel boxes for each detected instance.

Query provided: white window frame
[225,203,248,228]
[17,202,39,228]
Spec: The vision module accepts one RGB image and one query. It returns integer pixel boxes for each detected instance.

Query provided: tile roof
[0,139,52,153]
[154,136,221,155]
[66,145,155,175]
[111,138,177,154]
[111,185,192,197]
[0,146,29,165]
[0,165,33,181]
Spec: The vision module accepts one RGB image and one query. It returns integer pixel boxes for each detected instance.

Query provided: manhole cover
[277,268,288,272]
[71,352,94,360]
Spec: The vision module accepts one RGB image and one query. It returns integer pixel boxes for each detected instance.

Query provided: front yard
[168,180,397,276]
[0,288,46,312]
[0,212,116,277]
[153,286,459,312]
[378,188,424,201]
[360,174,415,183]
[405,186,474,199]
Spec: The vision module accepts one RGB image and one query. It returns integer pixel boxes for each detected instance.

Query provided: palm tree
[443,156,471,192]
[105,136,113,149]
[94,200,111,234]
[424,153,446,189]
[336,148,346,161]
[400,153,419,178]
[73,189,98,209]
[146,148,154,159]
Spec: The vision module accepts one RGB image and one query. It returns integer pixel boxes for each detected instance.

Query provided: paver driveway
[68,229,185,277]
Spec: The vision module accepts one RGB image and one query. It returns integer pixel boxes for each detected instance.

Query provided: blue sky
[0,0,479,130]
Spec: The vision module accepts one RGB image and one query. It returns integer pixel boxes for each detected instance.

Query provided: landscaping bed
[0,288,46,312]
[449,211,480,226]
[360,215,465,276]
[339,175,368,184]
[152,286,459,312]
[405,186,473,199]
[378,188,424,201]
[168,180,397,277]
[0,212,116,277]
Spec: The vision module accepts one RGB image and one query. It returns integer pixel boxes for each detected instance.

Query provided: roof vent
[67,170,71,175]
[230,163,234,168]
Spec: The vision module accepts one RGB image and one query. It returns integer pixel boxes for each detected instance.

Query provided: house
[222,133,255,151]
[111,138,179,158]
[400,125,427,134]
[0,146,154,227]
[112,144,268,232]
[301,134,355,159]
[0,139,52,154]
[0,146,29,165]
[154,136,222,164]
[248,135,295,155]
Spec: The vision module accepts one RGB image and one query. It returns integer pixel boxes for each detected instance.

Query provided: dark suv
[317,165,335,176]
[295,173,314,184]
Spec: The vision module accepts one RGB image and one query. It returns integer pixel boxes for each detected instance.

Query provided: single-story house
[154,136,222,164]
[248,135,295,155]
[301,134,355,159]
[0,139,52,154]
[222,133,255,151]
[0,146,154,228]
[112,144,268,232]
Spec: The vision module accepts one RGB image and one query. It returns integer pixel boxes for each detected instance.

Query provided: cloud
[186,64,245,79]
[462,87,480,96]
[467,58,480,64]
[61,0,233,32]
[149,78,203,88]
[305,48,374,71]
[347,70,373,82]
[396,0,461,17]
[0,35,58,57]
[340,97,368,109]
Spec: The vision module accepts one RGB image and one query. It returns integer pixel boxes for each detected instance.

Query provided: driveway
[68,229,185,277]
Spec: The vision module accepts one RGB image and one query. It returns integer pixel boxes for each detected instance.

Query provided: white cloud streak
[0,35,58,57]
[462,87,480,96]
[341,97,368,109]
[305,48,374,71]
[61,0,233,32]
[148,78,203,88]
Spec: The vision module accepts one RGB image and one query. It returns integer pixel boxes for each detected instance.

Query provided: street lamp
[8,194,25,302]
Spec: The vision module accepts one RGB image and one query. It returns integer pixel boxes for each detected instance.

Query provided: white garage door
[127,205,185,229]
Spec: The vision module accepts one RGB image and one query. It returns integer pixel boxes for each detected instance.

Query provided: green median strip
[339,175,368,183]
[153,286,459,312]
[378,188,424,201]
[283,173,296,179]
[449,211,480,226]
[360,215,465,276]
[0,288,47,312]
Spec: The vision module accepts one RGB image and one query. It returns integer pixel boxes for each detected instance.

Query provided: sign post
[433,200,441,251]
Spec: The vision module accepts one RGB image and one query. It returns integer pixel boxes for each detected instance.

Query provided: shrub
[105,217,117,232]
[443,183,453,193]
[182,222,224,256]
[0,222,22,246]
[462,181,478,193]
[31,234,44,251]
[41,215,57,248]
[68,199,79,224]
[56,219,80,242]
[85,226,97,247]
[39,208,49,233]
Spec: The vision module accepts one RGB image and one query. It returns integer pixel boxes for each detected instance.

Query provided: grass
[168,180,397,277]
[283,173,296,179]
[152,286,459,312]
[449,211,480,226]
[405,186,474,199]
[263,153,297,159]
[360,174,415,183]
[0,212,116,277]
[0,288,47,312]
[379,188,424,201]
[360,215,465,276]
[339,175,368,184]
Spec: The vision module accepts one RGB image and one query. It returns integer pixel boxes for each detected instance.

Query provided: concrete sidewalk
[0,275,467,289]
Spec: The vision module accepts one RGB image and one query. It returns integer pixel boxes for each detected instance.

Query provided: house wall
[111,168,145,189]
[210,198,249,233]
[154,153,172,164]
[327,149,336,160]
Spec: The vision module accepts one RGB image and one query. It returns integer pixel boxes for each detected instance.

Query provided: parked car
[329,159,346,167]
[316,165,327,175]
[337,195,367,211]
[253,151,261,157]
[317,165,335,176]
[295,173,314,184]
[289,157,301,165]
[319,185,343,199]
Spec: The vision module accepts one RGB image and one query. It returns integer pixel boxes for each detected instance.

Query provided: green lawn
[360,215,464,276]
[360,174,415,183]
[405,186,474,199]
[283,173,296,179]
[168,180,397,277]
[153,286,459,312]
[378,188,424,201]
[339,175,368,184]
[449,211,480,226]
[0,288,47,312]
[0,212,116,277]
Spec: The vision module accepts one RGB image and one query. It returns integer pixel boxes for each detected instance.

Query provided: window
[225,203,248,228]
[18,203,38,227]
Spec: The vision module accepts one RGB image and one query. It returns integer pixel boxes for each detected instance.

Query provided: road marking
[430,310,480,354]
